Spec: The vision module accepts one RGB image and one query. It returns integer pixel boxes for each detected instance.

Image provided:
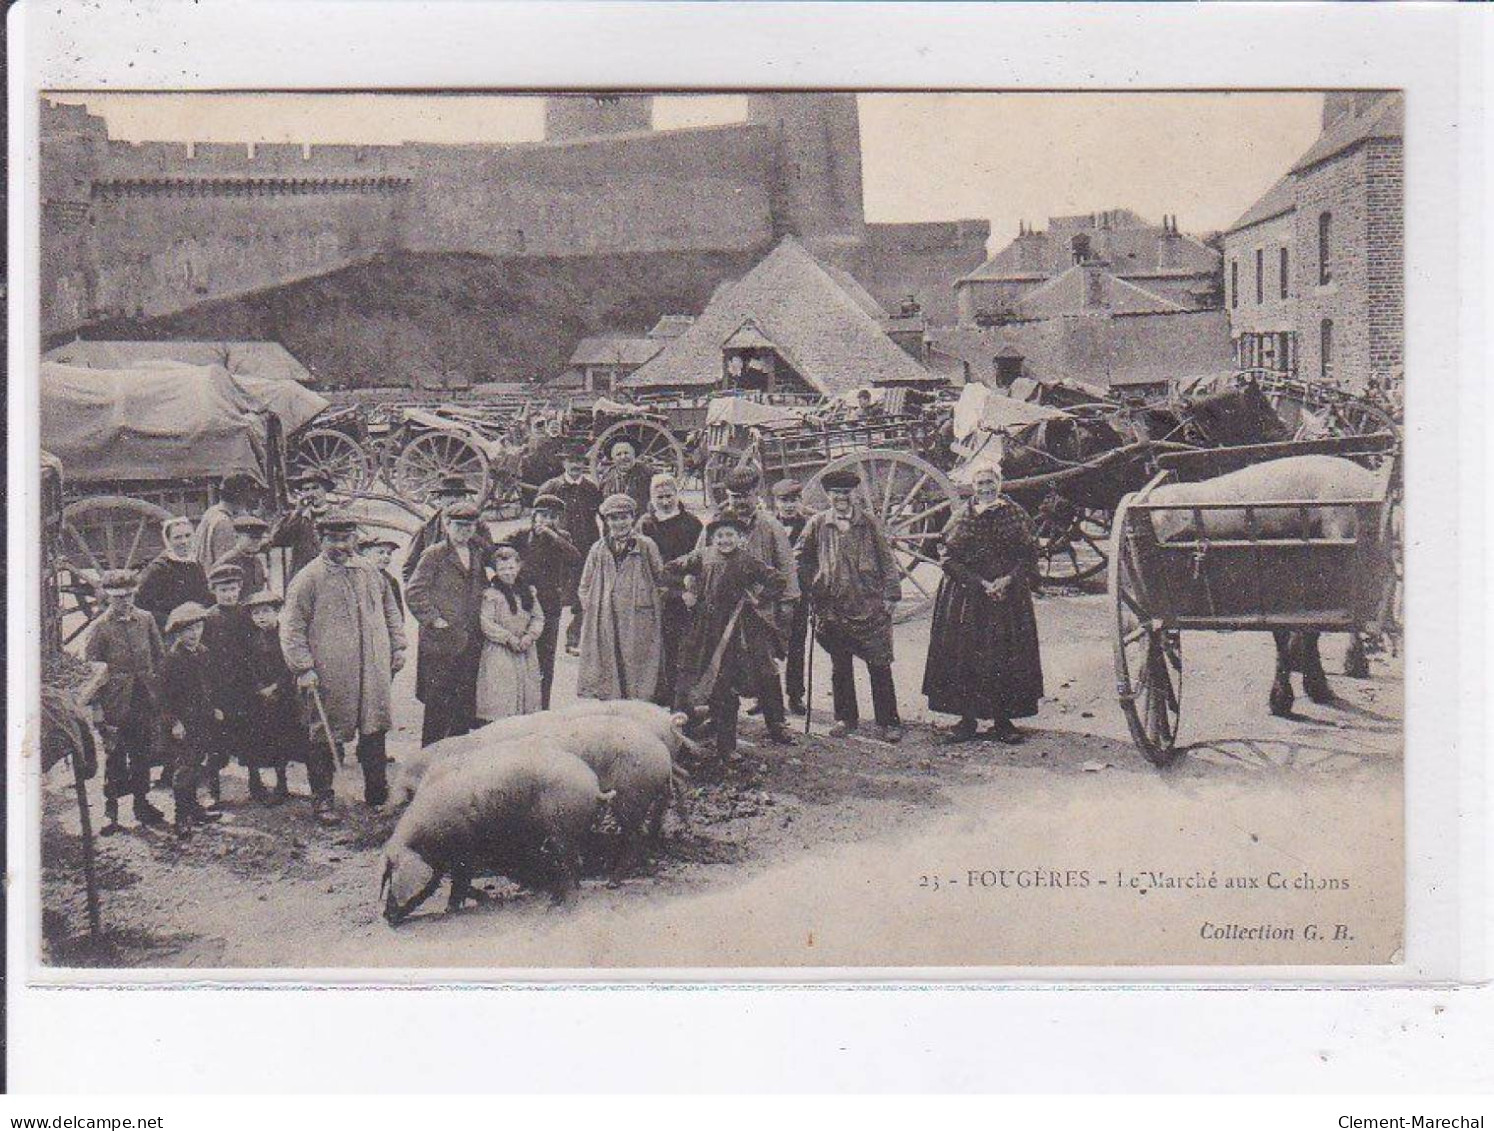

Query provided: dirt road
[40,590,1403,971]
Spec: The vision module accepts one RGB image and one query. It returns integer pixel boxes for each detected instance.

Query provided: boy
[158,602,223,838]
[665,515,791,757]
[84,570,167,834]
[201,562,252,808]
[242,590,303,808]
[360,534,405,617]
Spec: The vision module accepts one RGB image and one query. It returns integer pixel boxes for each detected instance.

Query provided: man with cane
[280,511,407,818]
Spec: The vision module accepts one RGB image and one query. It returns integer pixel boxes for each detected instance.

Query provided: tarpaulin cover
[705,397,811,429]
[229,372,329,435]
[952,382,1070,442]
[41,362,268,485]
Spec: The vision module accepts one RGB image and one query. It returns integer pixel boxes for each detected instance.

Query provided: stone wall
[1364,139,1404,383]
[856,220,990,327]
[1293,146,1372,388]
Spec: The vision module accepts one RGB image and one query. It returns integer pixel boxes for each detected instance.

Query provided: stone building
[1223,91,1403,391]
[953,209,1221,326]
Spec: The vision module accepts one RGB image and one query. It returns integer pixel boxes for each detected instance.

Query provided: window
[1320,319,1334,380]
[1279,247,1290,299]
[1071,233,1091,263]
[1255,248,1264,304]
[1230,259,1238,309]
[1318,212,1332,284]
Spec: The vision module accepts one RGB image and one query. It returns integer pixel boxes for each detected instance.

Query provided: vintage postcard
[24,85,1419,973]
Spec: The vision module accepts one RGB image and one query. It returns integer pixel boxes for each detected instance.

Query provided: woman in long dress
[921,465,1044,744]
[475,544,545,725]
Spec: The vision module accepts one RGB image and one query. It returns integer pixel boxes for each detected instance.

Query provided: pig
[1146,455,1377,544]
[380,743,611,926]
[402,714,686,873]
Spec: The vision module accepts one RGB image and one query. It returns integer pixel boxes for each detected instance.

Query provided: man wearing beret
[537,448,604,655]
[503,493,583,709]
[407,501,487,746]
[797,469,906,743]
[576,493,665,702]
[281,511,408,814]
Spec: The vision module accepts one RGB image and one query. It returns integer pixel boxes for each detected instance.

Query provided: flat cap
[315,510,359,534]
[705,513,746,538]
[821,469,862,492]
[598,493,638,517]
[232,515,270,532]
[724,465,762,493]
[444,501,480,522]
[771,478,803,499]
[532,492,567,514]
[206,563,245,586]
[242,589,283,610]
[97,569,138,595]
[289,469,334,490]
[163,601,211,635]
[359,533,400,551]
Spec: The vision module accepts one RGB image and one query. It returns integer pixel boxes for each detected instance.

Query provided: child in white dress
[475,544,545,724]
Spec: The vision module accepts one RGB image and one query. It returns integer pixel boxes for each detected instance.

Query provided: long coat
[666,547,785,707]
[922,499,1044,721]
[797,507,902,667]
[405,540,487,707]
[84,607,164,726]
[280,555,407,741]
[202,603,256,723]
[576,533,665,701]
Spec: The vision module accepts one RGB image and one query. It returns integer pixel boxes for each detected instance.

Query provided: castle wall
[856,220,990,327]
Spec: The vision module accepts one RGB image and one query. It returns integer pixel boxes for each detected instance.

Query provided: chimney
[1158,214,1182,269]
[1083,260,1107,309]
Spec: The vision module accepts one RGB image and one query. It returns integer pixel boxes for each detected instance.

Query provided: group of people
[78,445,1047,840]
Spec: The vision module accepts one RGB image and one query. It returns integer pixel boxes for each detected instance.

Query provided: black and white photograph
[26,83,1415,971]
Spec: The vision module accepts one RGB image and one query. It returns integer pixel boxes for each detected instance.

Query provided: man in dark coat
[401,475,493,585]
[923,466,1043,744]
[638,472,704,707]
[136,516,212,630]
[772,478,813,715]
[665,514,791,755]
[503,493,583,709]
[797,469,905,743]
[538,448,604,653]
[269,470,334,581]
[83,570,167,833]
[406,501,486,746]
[597,438,655,516]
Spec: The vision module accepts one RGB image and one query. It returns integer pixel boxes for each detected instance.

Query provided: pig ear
[670,711,689,729]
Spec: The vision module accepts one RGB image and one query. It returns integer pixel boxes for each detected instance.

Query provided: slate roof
[1013,265,1186,319]
[622,237,937,394]
[1291,92,1403,174]
[1225,174,1298,235]
[45,339,315,384]
[565,336,664,367]
[958,212,1219,285]
[646,315,696,340]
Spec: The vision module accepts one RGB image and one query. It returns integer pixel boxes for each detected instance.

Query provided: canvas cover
[952,381,1070,442]
[705,397,811,429]
[229,372,329,434]
[41,361,268,484]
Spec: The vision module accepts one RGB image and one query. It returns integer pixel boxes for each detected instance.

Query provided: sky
[47,91,1324,241]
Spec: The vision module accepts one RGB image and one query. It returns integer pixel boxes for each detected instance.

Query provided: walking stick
[308,682,344,768]
[70,747,102,939]
[803,608,817,735]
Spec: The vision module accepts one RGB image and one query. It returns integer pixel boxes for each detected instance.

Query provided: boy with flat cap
[158,601,223,837]
[200,562,254,807]
[83,570,167,833]
[360,533,405,617]
[503,493,583,708]
[242,590,300,808]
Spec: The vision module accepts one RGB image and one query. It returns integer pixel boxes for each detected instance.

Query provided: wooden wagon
[1108,434,1400,765]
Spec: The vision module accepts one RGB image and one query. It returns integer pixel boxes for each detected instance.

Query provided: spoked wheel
[1034,493,1111,586]
[804,450,959,623]
[1110,506,1183,765]
[389,429,492,506]
[58,496,173,644]
[589,419,687,482]
[292,427,375,493]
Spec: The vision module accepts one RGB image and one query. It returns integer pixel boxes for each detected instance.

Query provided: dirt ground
[38,573,1404,971]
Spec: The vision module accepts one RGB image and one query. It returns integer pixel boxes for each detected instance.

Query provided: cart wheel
[388,429,491,506]
[1110,502,1183,765]
[589,418,687,481]
[1035,495,1111,586]
[292,428,375,493]
[804,450,959,623]
[59,496,173,643]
